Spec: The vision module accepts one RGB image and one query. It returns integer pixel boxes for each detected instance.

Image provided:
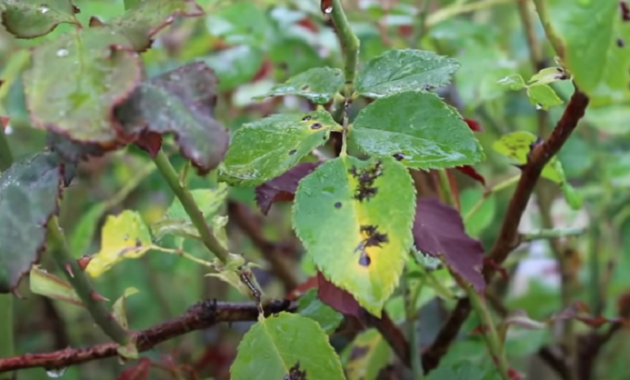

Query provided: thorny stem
[330,0,360,95]
[466,286,511,380]
[46,217,130,346]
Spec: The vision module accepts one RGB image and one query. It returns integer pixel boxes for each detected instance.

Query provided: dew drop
[535,103,543,110]
[323,5,333,14]
[46,368,67,378]
[40,6,50,14]
[56,49,69,57]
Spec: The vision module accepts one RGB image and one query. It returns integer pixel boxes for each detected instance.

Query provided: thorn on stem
[64,263,74,278]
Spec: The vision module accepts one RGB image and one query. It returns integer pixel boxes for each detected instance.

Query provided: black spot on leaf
[284,362,307,380]
[618,38,625,47]
[353,225,388,267]
[334,202,342,208]
[311,123,322,130]
[289,149,297,155]
[301,85,310,91]
[393,152,405,161]
[302,115,312,121]
[621,1,630,21]
[349,346,370,360]
[358,253,371,266]
[348,161,383,201]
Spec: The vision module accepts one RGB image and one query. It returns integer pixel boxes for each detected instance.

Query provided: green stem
[47,217,130,345]
[519,227,585,243]
[0,126,14,367]
[153,150,230,264]
[330,0,360,94]
[426,0,514,28]
[466,286,511,380]
[437,169,455,207]
[464,175,520,222]
[403,269,424,379]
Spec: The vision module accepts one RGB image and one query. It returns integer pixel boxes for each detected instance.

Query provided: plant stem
[519,227,585,243]
[466,286,511,380]
[153,150,231,264]
[464,175,520,222]
[0,125,14,370]
[330,0,360,94]
[437,169,455,207]
[46,217,130,345]
[426,0,513,28]
[403,270,424,379]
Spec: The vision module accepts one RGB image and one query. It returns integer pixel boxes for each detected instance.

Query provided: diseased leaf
[46,131,108,163]
[29,266,83,306]
[260,67,344,104]
[0,0,79,38]
[85,210,153,278]
[317,271,362,318]
[413,198,485,291]
[220,110,341,187]
[24,28,142,145]
[116,62,229,175]
[255,162,320,215]
[293,156,415,316]
[230,312,345,380]
[342,329,391,380]
[112,287,140,329]
[356,49,459,98]
[349,92,484,170]
[0,152,62,293]
[529,67,568,86]
[298,288,343,334]
[527,84,563,110]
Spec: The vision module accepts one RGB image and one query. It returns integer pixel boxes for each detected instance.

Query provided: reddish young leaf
[286,275,318,301]
[117,358,151,380]
[455,165,486,186]
[412,198,485,291]
[297,18,319,33]
[255,162,320,215]
[398,25,414,37]
[251,59,273,82]
[463,118,483,132]
[317,271,361,317]
[135,131,163,158]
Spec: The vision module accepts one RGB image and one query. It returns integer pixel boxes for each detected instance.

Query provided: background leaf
[0,0,79,38]
[349,91,484,169]
[356,49,459,98]
[293,155,415,316]
[220,110,340,187]
[0,152,62,292]
[341,329,391,380]
[255,162,320,215]
[297,288,343,334]
[230,312,345,380]
[426,360,500,380]
[260,67,344,104]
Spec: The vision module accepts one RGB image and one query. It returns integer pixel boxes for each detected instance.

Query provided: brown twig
[422,89,589,372]
[227,201,300,292]
[0,299,294,373]
[361,310,411,367]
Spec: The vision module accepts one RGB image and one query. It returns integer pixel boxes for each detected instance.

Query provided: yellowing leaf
[112,287,140,329]
[86,210,152,278]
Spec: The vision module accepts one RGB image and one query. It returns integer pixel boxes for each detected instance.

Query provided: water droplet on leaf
[40,6,50,14]
[46,368,67,378]
[56,49,69,57]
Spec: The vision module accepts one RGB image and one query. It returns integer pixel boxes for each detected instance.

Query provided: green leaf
[529,67,568,86]
[206,1,271,46]
[534,0,629,106]
[460,188,496,238]
[297,288,343,334]
[342,329,391,380]
[0,152,62,293]
[356,49,460,98]
[426,360,501,380]
[85,210,153,278]
[349,92,484,170]
[24,28,142,145]
[69,203,107,256]
[29,266,83,306]
[112,287,139,329]
[259,67,344,104]
[202,46,265,91]
[220,110,341,187]
[231,313,345,380]
[116,62,229,175]
[527,84,563,110]
[106,0,203,51]
[492,131,562,183]
[497,74,526,90]
[0,0,80,38]
[293,156,415,316]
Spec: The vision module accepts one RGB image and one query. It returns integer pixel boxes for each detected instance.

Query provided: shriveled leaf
[117,358,151,380]
[0,152,62,292]
[0,0,79,38]
[46,131,108,163]
[349,92,484,170]
[259,67,344,104]
[492,131,563,183]
[413,198,485,291]
[24,28,142,145]
[293,156,415,316]
[29,266,83,306]
[152,183,228,240]
[220,110,341,187]
[112,287,140,329]
[85,210,153,278]
[342,329,391,380]
[356,49,459,98]
[230,313,345,380]
[426,360,500,380]
[497,74,527,90]
[106,0,203,51]
[255,162,320,215]
[527,84,563,110]
[298,288,343,334]
[116,62,228,175]
[317,271,361,318]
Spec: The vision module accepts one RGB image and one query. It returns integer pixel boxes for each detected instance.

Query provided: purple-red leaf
[135,131,163,158]
[255,162,320,215]
[412,198,485,291]
[455,165,486,186]
[317,271,361,318]
[117,358,151,380]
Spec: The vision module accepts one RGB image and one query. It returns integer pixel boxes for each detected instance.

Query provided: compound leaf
[0,152,62,292]
[231,312,345,380]
[0,0,79,38]
[24,28,142,145]
[293,155,415,316]
[260,67,344,104]
[116,62,229,175]
[356,49,459,98]
[220,110,341,187]
[349,91,484,169]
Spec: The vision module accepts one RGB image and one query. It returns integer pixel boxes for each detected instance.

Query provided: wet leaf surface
[260,67,344,104]
[293,155,415,316]
[255,162,320,215]
[0,0,79,38]
[0,152,63,292]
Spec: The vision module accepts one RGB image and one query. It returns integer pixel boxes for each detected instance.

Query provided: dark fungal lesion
[348,160,383,202]
[289,149,297,155]
[354,224,389,267]
[284,362,307,380]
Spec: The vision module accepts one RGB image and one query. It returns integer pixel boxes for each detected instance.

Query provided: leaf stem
[46,217,130,346]
[0,128,13,372]
[464,175,520,222]
[466,286,511,380]
[426,0,513,28]
[519,227,585,243]
[403,269,424,379]
[437,169,455,207]
[330,0,360,94]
